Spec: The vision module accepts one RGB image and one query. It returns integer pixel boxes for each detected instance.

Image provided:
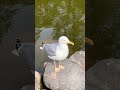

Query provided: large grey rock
[43,51,85,90]
[70,51,85,68]
[86,58,120,90]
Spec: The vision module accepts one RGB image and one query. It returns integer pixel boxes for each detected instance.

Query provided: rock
[43,51,85,90]
[35,71,41,90]
[70,51,85,68]
[86,58,120,90]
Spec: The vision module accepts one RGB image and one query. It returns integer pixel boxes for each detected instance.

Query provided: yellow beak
[68,41,74,45]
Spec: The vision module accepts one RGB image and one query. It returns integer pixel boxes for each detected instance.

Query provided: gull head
[58,36,74,45]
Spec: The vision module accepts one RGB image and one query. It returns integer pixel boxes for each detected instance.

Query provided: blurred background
[86,0,120,70]
[0,1,34,90]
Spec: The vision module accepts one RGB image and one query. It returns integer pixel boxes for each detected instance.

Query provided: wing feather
[43,43,58,56]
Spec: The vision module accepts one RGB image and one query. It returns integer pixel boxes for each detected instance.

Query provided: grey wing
[43,43,58,56]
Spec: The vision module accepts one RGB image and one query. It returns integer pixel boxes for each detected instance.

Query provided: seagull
[40,36,74,73]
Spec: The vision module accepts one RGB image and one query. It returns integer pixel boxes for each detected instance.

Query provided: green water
[35,0,85,54]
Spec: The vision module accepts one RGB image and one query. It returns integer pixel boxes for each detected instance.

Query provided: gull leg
[51,60,59,79]
[54,60,60,72]
[51,60,60,80]
[58,61,65,70]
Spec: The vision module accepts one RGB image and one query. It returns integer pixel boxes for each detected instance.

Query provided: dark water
[0,3,34,90]
[86,0,120,70]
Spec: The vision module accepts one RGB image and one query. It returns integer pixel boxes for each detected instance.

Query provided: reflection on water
[39,28,54,41]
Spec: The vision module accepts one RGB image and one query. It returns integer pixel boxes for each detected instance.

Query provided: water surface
[35,0,85,75]
[35,0,85,54]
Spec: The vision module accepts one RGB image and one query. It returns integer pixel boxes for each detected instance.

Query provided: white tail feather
[40,46,43,50]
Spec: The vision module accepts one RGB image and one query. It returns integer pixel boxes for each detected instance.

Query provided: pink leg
[54,60,60,72]
[51,60,60,79]
[58,61,65,71]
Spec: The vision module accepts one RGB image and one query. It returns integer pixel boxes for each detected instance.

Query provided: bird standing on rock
[40,36,74,74]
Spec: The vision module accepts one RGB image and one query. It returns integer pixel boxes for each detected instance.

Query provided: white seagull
[40,36,74,73]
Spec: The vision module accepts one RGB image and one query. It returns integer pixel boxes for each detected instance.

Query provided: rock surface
[86,58,120,90]
[35,71,41,90]
[43,51,85,90]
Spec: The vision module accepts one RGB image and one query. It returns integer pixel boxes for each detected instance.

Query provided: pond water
[35,0,85,55]
[35,0,85,74]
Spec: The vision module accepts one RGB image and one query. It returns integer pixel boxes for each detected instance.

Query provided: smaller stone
[35,71,41,90]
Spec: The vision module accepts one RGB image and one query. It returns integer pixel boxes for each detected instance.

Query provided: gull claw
[59,65,65,70]
[55,65,65,73]
[55,67,61,72]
